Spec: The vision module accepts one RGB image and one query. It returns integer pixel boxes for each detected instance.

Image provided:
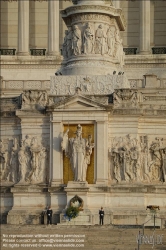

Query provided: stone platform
[1,225,166,250]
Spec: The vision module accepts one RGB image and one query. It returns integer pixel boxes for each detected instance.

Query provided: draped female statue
[83,23,94,54]
[62,124,94,182]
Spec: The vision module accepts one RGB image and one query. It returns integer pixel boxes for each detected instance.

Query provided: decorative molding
[50,75,130,96]
[2,80,50,90]
[3,0,17,2]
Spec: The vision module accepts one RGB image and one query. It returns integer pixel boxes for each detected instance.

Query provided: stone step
[1,225,165,250]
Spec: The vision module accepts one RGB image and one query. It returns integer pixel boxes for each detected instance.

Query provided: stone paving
[1,225,166,250]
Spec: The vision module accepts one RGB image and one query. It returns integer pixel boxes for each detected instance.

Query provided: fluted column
[112,0,120,9]
[139,0,151,54]
[17,0,29,56]
[150,0,155,47]
[48,0,60,56]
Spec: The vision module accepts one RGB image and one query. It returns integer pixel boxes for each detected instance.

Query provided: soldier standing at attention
[47,206,53,225]
[99,207,104,225]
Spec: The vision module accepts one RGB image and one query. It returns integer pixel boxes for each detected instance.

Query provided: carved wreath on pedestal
[70,195,84,211]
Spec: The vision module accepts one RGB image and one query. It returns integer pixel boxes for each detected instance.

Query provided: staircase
[1,225,166,250]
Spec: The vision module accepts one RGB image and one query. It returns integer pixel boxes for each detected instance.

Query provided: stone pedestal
[61,1,126,75]
[64,181,89,209]
[59,181,92,225]
[60,211,93,226]
[7,185,48,225]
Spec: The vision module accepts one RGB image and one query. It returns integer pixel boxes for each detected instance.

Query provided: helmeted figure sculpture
[62,124,94,182]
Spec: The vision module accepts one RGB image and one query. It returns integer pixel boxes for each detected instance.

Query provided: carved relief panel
[0,137,19,183]
[62,16,124,66]
[109,135,166,183]
[18,135,49,185]
[0,135,49,185]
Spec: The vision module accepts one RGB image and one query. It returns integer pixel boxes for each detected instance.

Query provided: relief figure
[67,27,73,57]
[94,24,107,55]
[83,22,94,54]
[107,26,116,56]
[72,25,81,55]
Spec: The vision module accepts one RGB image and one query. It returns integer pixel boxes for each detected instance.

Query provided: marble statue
[83,22,94,54]
[22,91,30,105]
[22,90,48,109]
[18,147,27,183]
[62,124,94,182]
[27,137,42,183]
[67,27,73,57]
[38,147,48,183]
[10,138,19,183]
[149,139,166,182]
[107,26,116,56]
[94,24,107,55]
[72,25,81,55]
[0,140,8,181]
[62,30,68,59]
[114,30,125,66]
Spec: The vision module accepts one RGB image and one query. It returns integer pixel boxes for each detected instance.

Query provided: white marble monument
[0,0,166,226]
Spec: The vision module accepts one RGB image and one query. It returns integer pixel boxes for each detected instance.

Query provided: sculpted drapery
[62,124,94,182]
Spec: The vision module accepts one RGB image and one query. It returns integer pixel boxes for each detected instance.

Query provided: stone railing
[30,49,47,56]
[123,48,137,55]
[0,49,16,55]
[0,49,47,56]
[152,47,166,54]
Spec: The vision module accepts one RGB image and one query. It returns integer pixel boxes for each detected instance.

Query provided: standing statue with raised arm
[62,124,94,182]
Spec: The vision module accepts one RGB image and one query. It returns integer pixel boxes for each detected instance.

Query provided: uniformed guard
[99,206,104,225]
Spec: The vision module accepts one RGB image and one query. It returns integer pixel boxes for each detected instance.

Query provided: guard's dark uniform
[99,208,104,225]
[47,208,53,225]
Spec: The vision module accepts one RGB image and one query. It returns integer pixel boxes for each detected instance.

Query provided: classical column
[112,0,120,9]
[48,0,60,56]
[17,0,29,56]
[139,0,151,54]
[150,0,155,47]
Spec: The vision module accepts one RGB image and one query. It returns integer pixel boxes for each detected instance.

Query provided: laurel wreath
[64,206,79,221]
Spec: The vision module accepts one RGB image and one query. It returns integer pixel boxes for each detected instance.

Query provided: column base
[51,179,63,186]
[95,179,108,185]
[47,51,60,56]
[17,52,30,56]
[139,51,152,55]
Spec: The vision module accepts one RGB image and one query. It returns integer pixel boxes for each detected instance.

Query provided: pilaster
[95,120,108,185]
[50,119,63,186]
